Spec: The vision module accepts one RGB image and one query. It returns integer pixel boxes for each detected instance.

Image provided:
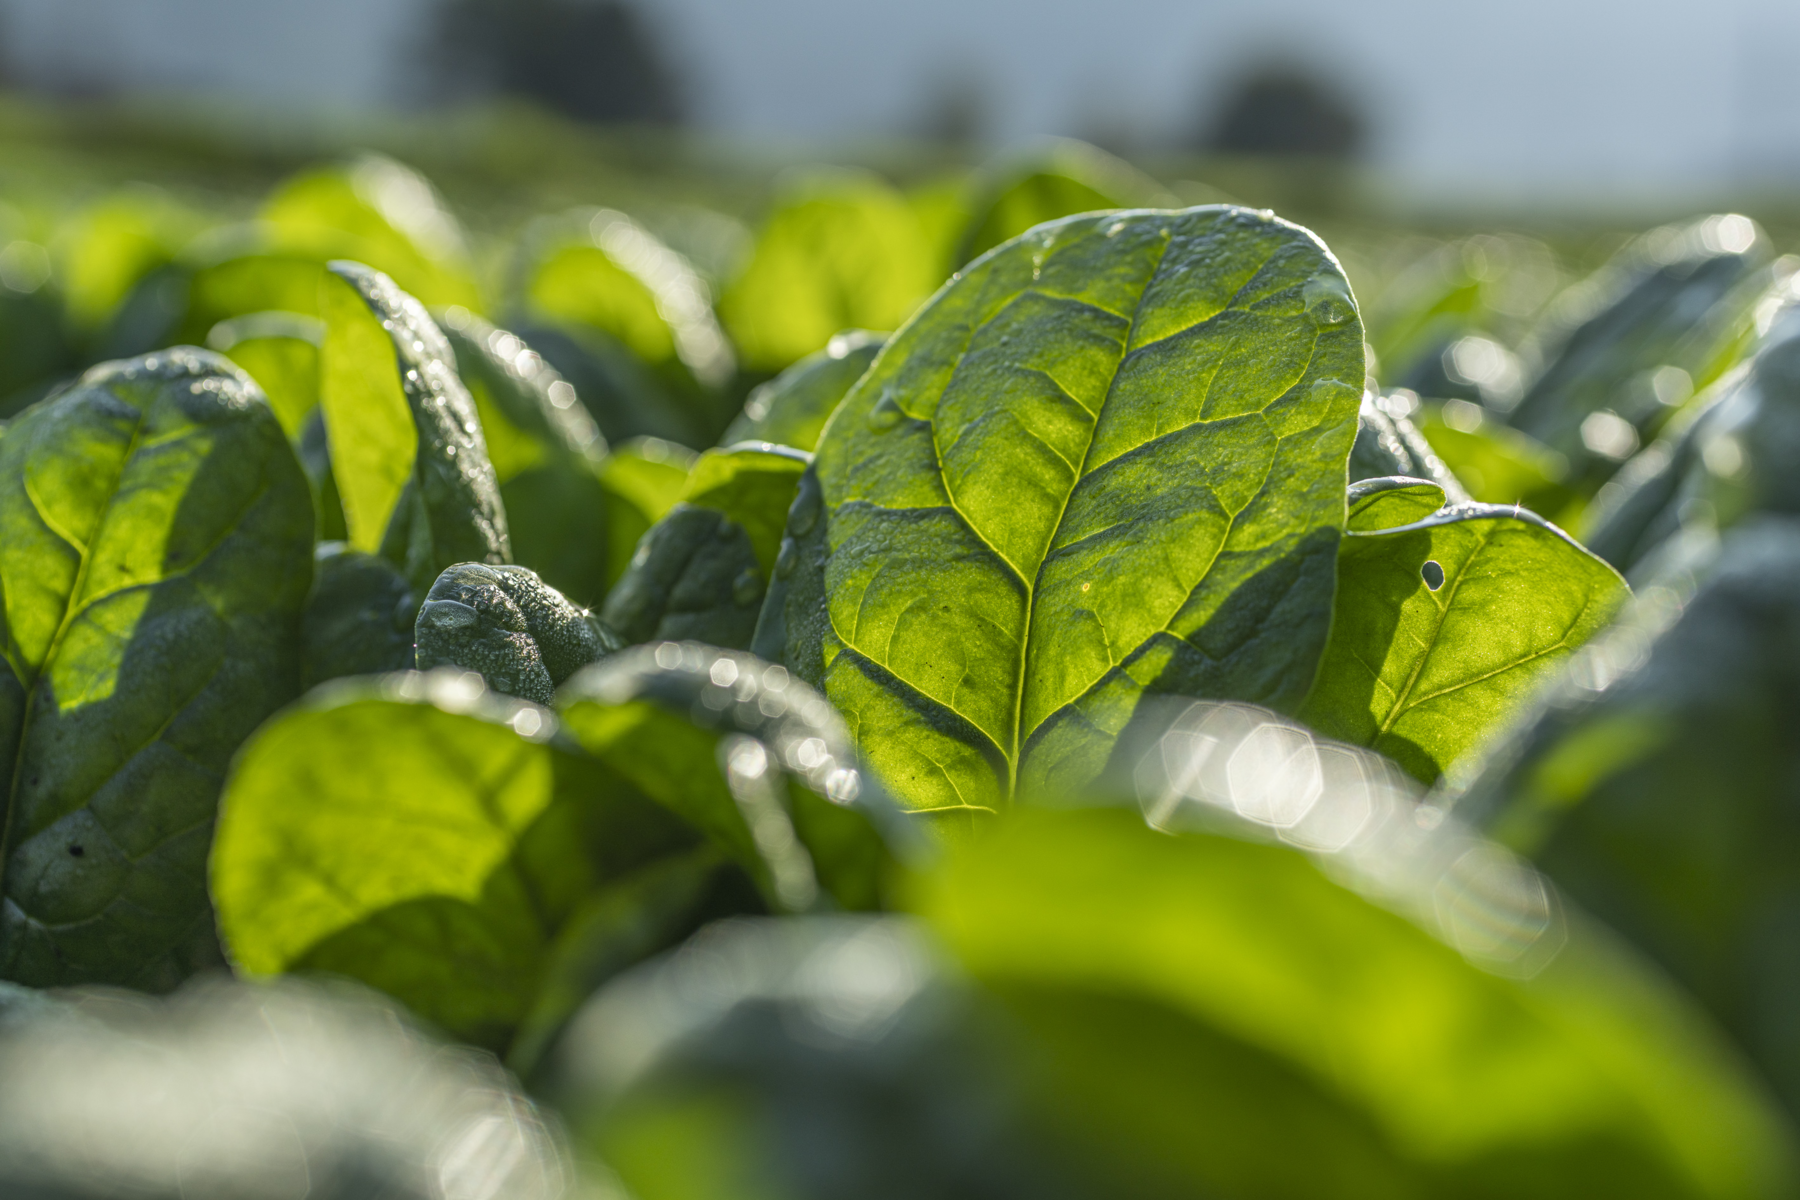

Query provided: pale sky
[5,0,1799,199]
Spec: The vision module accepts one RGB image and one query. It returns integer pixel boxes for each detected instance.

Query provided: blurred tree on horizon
[1201,61,1364,159]
[417,0,685,126]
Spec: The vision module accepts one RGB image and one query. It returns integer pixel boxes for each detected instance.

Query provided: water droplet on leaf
[733,568,764,606]
[775,536,799,579]
[1303,273,1355,327]
[866,390,904,431]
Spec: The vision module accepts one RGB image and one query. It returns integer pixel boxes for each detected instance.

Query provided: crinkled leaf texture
[320,261,508,593]
[601,445,809,650]
[0,348,313,989]
[1448,519,1800,1117]
[415,562,621,704]
[210,670,704,1051]
[722,329,885,452]
[1300,479,1626,783]
[781,206,1366,814]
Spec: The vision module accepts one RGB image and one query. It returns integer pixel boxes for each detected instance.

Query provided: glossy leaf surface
[320,262,508,590]
[0,349,313,989]
[786,206,1366,813]
[721,329,885,452]
[1300,499,1625,782]
[211,671,698,1049]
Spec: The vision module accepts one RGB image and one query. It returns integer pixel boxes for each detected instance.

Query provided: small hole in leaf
[1422,561,1445,590]
[68,845,84,858]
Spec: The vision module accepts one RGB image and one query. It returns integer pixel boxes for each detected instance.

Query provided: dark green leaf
[415,562,621,704]
[0,348,314,989]
[210,670,700,1049]
[780,206,1367,814]
[320,261,509,592]
[1446,520,1800,1115]
[721,330,885,452]
[1505,215,1768,485]
[601,445,808,650]
[558,643,915,915]
[1299,498,1626,782]
[442,310,619,603]
[300,543,415,690]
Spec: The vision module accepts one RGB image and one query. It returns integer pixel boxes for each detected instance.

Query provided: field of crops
[2,109,1800,1197]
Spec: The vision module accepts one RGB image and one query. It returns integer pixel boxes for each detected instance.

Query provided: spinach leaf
[441,309,621,604]
[1446,520,1800,1115]
[556,802,1793,1199]
[557,643,915,915]
[780,206,1367,814]
[719,170,939,371]
[0,348,313,989]
[210,670,700,1050]
[1416,398,1580,524]
[513,208,733,446]
[204,309,323,437]
[601,445,809,650]
[319,261,509,592]
[259,154,480,309]
[1505,215,1767,487]
[1299,492,1626,782]
[415,562,621,704]
[957,137,1169,266]
[300,543,415,690]
[721,329,885,452]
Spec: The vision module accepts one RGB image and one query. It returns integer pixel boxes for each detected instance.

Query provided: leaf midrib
[1005,230,1176,796]
[0,401,152,900]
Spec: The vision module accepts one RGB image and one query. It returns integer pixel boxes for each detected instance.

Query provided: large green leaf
[210,670,701,1050]
[915,805,1796,1199]
[778,206,1366,814]
[0,348,314,989]
[555,801,1795,1199]
[1299,485,1626,782]
[957,138,1169,266]
[1446,520,1800,1116]
[319,261,509,591]
[719,170,939,371]
[721,330,885,452]
[601,445,808,650]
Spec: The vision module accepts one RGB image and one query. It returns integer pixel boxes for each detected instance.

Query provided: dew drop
[787,481,821,537]
[775,536,799,579]
[1303,273,1356,327]
[732,567,764,606]
[866,389,904,431]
